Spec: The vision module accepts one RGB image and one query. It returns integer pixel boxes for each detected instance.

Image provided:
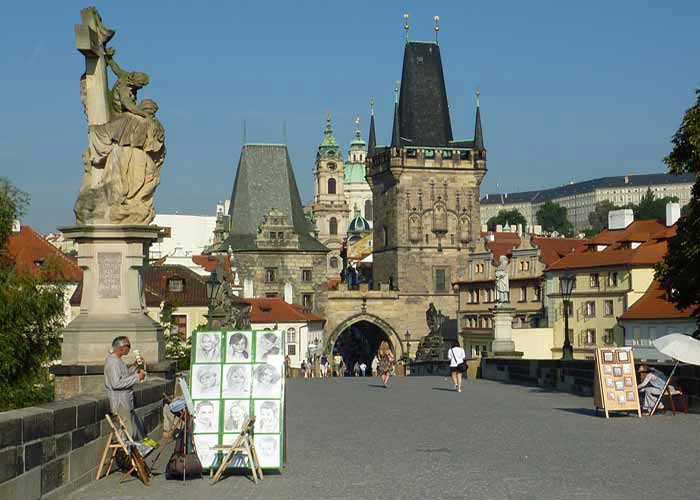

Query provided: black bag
[165,452,203,479]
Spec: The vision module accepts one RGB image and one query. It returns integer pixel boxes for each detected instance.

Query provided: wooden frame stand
[211,417,263,484]
[593,347,642,418]
[96,414,151,485]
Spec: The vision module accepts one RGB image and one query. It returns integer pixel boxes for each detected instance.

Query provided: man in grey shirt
[105,336,145,437]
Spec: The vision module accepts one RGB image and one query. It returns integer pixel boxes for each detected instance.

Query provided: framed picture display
[602,350,615,363]
[618,351,629,362]
[189,329,286,470]
[593,347,641,418]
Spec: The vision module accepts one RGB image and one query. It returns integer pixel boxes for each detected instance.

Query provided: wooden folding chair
[211,417,263,484]
[96,414,150,485]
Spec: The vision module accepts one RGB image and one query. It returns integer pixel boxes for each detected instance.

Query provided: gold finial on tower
[476,88,481,107]
[355,115,360,131]
[370,97,375,116]
[394,81,400,104]
[404,13,410,41]
[434,15,440,44]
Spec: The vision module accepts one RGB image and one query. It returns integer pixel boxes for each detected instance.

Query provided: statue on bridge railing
[415,303,451,362]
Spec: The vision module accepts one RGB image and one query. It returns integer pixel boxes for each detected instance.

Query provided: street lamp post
[206,265,223,329]
[559,273,575,360]
[404,330,411,376]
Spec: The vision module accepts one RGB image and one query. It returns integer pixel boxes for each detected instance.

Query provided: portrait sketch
[607,391,616,401]
[193,399,220,434]
[255,435,280,468]
[605,377,614,388]
[194,434,219,468]
[624,376,633,387]
[613,366,623,377]
[256,331,282,363]
[222,364,252,398]
[615,380,624,391]
[223,400,250,433]
[226,331,252,362]
[252,364,282,398]
[254,400,280,434]
[604,365,613,374]
[196,332,222,363]
[617,393,626,404]
[618,350,629,362]
[602,351,614,363]
[191,365,221,398]
[622,364,632,374]
[626,391,636,401]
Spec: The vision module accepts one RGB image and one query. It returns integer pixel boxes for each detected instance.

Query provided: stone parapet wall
[481,357,700,411]
[0,379,173,500]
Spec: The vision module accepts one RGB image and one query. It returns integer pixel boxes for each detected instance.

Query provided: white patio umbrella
[648,334,700,415]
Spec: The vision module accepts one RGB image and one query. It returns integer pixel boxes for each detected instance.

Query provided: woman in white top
[448,344,467,392]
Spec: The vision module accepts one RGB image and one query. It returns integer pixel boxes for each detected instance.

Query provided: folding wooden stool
[211,417,263,484]
[96,414,151,485]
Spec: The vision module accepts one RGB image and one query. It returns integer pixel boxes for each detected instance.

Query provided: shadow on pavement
[556,407,603,417]
[431,387,457,392]
[367,384,387,388]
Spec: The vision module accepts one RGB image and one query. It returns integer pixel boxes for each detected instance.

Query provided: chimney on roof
[496,224,503,232]
[666,202,681,227]
[481,224,488,233]
[12,219,20,233]
[533,225,542,235]
[624,175,630,184]
[608,208,634,230]
[517,224,523,236]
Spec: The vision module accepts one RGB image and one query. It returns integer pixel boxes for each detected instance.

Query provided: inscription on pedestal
[98,252,121,298]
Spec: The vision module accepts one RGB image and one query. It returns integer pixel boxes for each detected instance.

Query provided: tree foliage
[487,209,527,231]
[536,201,574,236]
[629,188,679,221]
[588,200,618,233]
[160,301,191,370]
[656,85,700,331]
[0,178,66,410]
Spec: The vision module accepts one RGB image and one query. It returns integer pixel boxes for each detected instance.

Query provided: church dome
[347,208,371,235]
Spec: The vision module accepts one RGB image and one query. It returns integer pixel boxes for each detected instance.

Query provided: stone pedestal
[490,305,523,358]
[59,225,166,365]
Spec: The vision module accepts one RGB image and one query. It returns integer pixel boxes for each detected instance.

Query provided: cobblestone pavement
[69,377,700,500]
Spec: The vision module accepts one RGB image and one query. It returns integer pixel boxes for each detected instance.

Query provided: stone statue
[425,303,445,336]
[495,255,510,304]
[415,302,450,362]
[209,259,251,330]
[74,7,165,226]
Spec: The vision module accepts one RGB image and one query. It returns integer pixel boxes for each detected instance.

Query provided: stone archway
[325,313,404,372]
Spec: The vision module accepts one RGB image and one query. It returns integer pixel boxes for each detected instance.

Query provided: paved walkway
[70,377,700,500]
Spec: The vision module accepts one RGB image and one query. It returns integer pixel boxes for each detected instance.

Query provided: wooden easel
[96,414,150,485]
[211,417,263,484]
[593,347,642,418]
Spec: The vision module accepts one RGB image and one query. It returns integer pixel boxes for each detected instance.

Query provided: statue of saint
[74,7,165,226]
[495,255,510,304]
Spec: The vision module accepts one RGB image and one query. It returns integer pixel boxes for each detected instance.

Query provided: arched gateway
[325,313,404,374]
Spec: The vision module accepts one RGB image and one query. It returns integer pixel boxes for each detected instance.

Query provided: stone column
[490,305,523,358]
[54,225,170,397]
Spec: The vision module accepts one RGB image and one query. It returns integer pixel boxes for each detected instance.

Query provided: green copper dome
[347,206,371,235]
[317,113,341,160]
[344,117,368,184]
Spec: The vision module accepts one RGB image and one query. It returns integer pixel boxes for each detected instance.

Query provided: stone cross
[75,8,112,125]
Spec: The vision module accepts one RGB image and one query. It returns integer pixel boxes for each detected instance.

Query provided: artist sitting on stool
[105,336,146,438]
[638,364,668,414]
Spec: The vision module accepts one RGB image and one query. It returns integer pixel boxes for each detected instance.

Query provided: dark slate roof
[481,173,696,205]
[391,101,400,148]
[223,144,327,252]
[473,105,485,151]
[397,41,453,147]
[367,112,376,156]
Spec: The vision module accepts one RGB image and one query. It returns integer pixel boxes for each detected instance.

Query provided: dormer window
[168,278,184,292]
[33,259,45,268]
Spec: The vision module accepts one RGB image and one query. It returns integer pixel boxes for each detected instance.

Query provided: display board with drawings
[190,330,285,470]
[593,347,642,418]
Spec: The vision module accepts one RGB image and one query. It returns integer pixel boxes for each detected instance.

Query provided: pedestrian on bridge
[377,341,394,388]
[448,343,467,393]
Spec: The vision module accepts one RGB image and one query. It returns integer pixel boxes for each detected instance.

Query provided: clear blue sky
[1,1,698,234]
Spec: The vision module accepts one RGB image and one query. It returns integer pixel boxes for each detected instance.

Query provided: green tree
[536,201,574,236]
[629,187,679,221]
[160,301,191,370]
[588,200,618,233]
[656,85,700,333]
[487,209,527,231]
[0,178,66,410]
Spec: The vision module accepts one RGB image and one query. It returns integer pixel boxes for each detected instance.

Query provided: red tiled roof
[7,226,82,281]
[547,220,671,271]
[532,237,589,267]
[620,281,694,320]
[191,255,230,273]
[241,298,325,323]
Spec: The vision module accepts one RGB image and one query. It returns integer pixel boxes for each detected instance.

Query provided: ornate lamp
[206,266,221,303]
[559,273,575,360]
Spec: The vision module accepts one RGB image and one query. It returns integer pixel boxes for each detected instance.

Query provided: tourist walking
[360,362,367,376]
[353,361,360,377]
[448,343,467,392]
[371,355,379,376]
[320,355,328,378]
[376,341,394,388]
[301,359,307,379]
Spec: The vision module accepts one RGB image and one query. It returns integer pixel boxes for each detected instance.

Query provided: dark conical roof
[474,103,485,151]
[397,41,453,147]
[368,112,377,156]
[223,144,326,252]
[391,101,401,148]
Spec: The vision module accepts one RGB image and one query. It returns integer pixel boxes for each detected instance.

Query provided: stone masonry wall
[0,379,173,500]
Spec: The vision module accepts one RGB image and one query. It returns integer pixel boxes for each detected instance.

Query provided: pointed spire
[473,89,485,151]
[391,82,401,148]
[368,98,377,156]
[321,112,338,147]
